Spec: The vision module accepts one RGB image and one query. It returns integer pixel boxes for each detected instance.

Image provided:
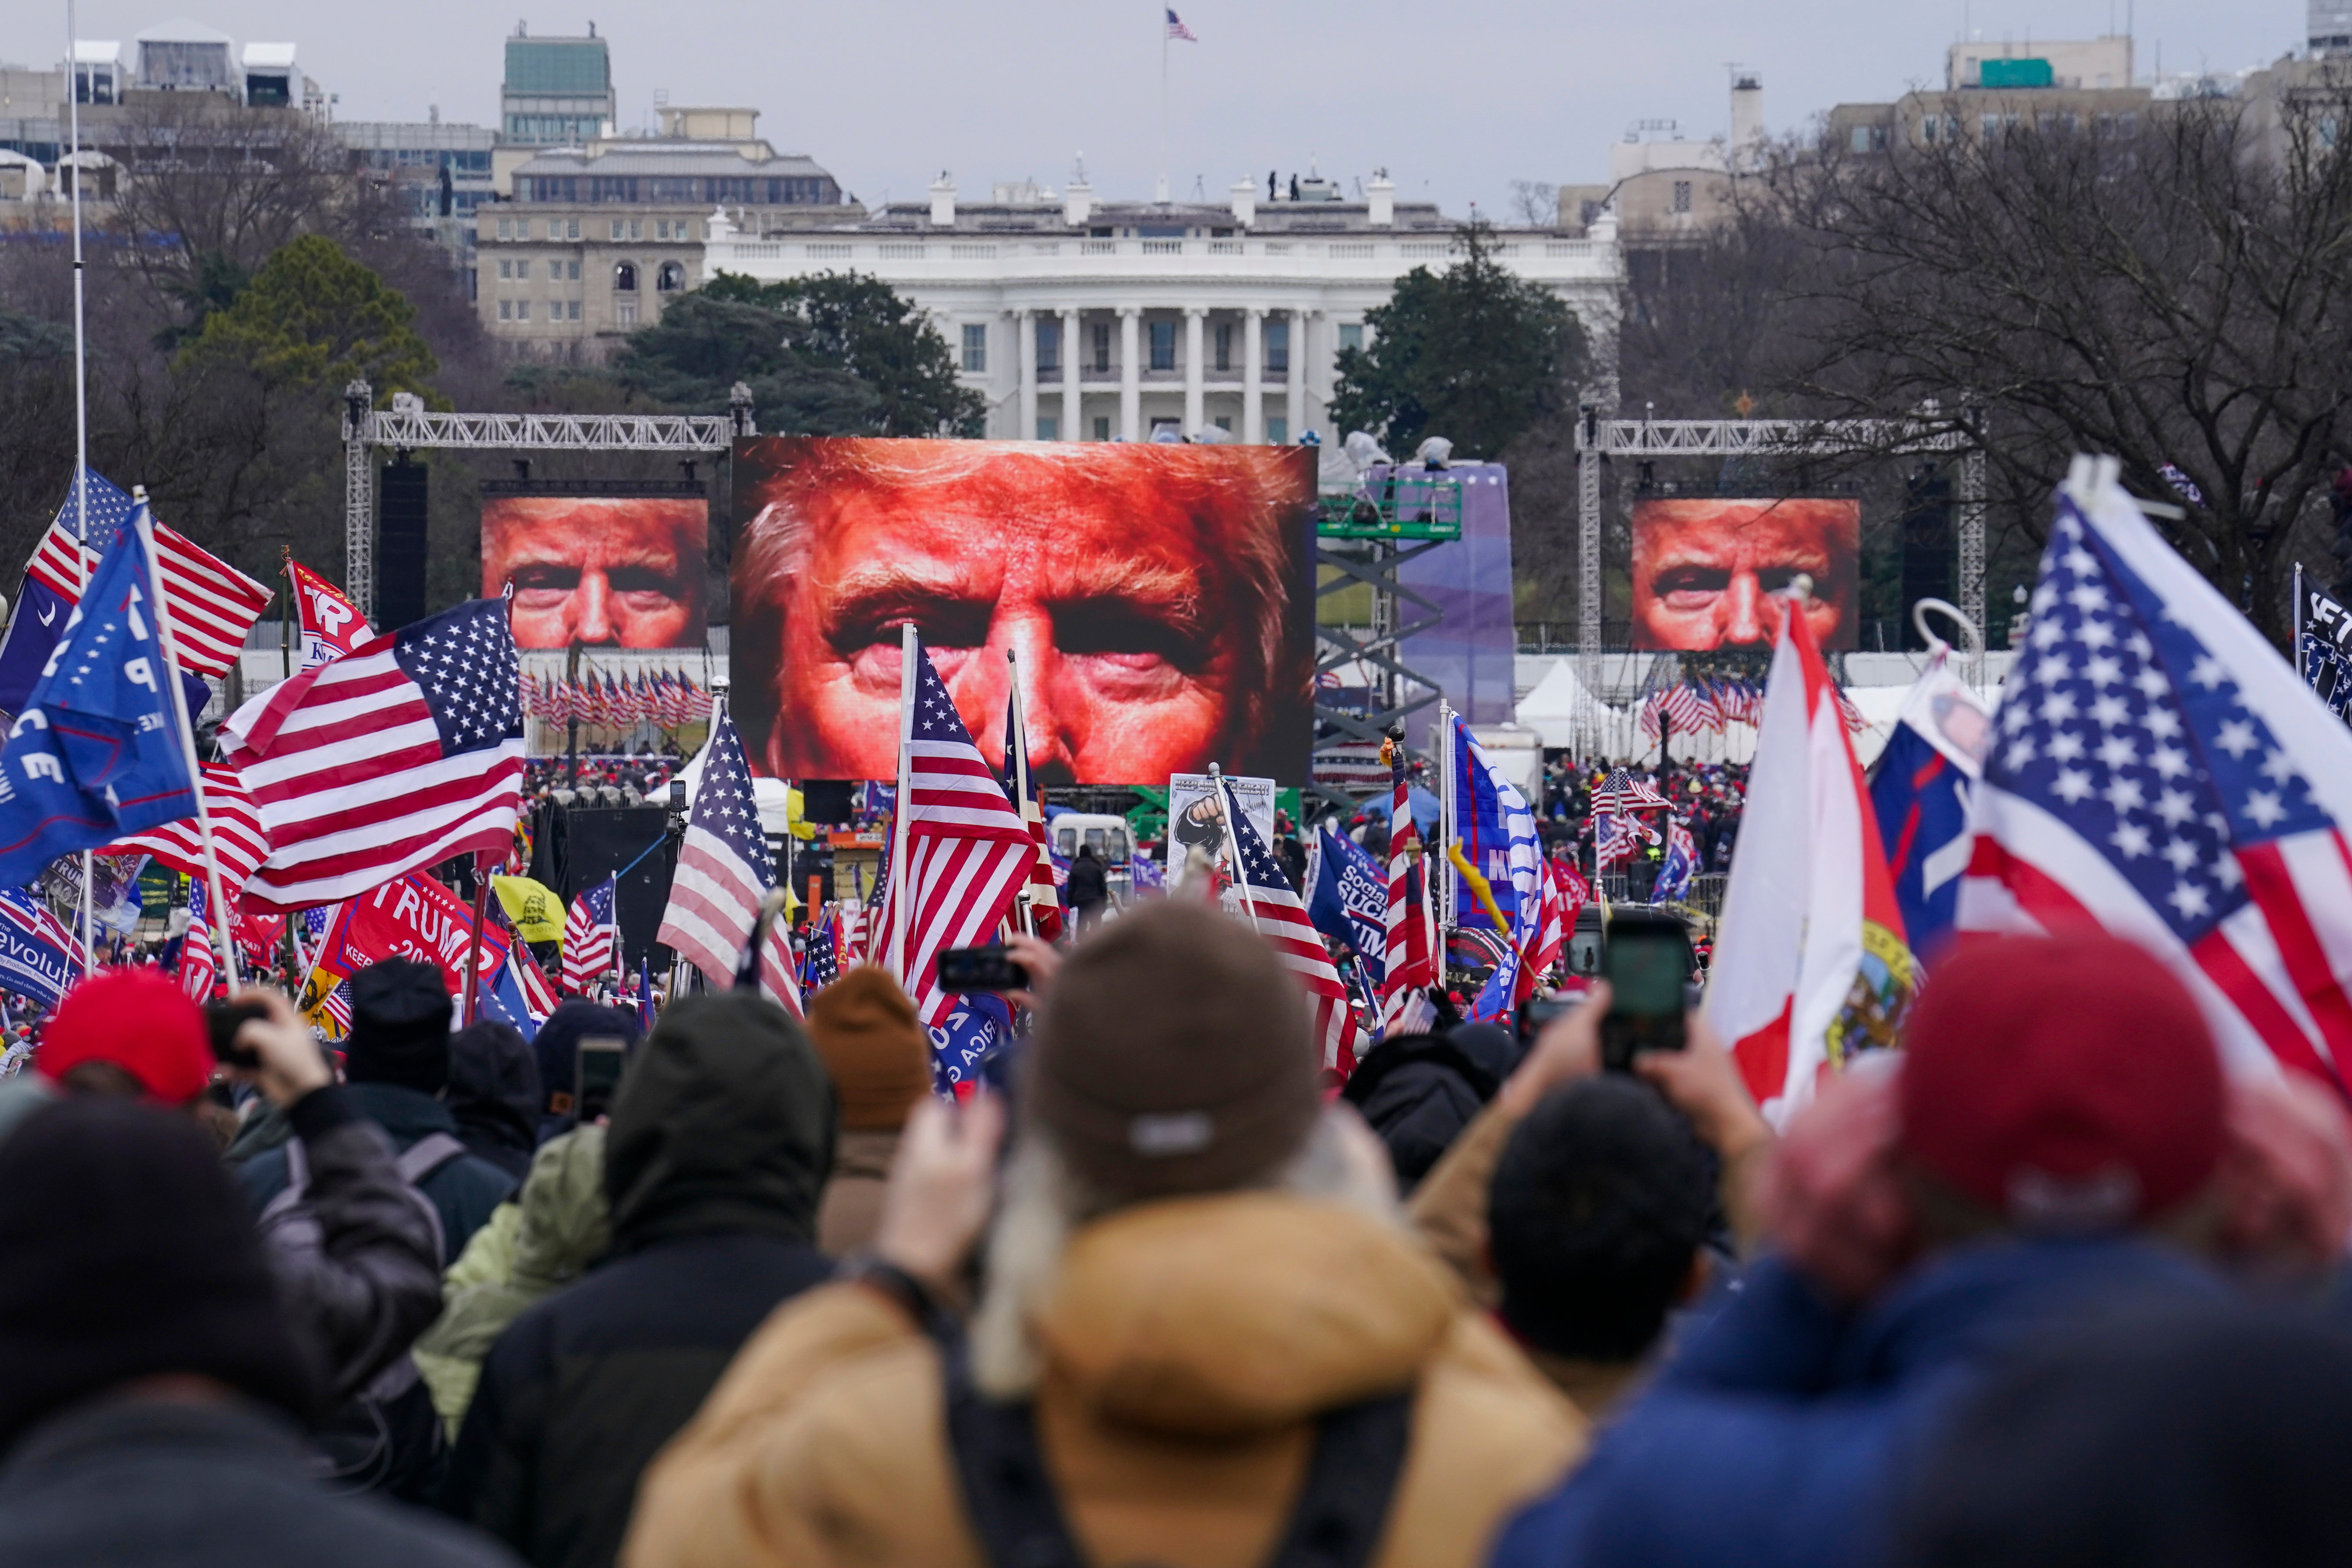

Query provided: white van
[1049,813,1135,905]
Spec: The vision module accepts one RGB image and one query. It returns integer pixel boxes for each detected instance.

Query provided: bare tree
[1769,83,2352,639]
[1507,179,1561,228]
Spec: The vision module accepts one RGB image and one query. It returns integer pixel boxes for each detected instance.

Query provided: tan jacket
[815,1128,898,1258]
[623,1192,1585,1568]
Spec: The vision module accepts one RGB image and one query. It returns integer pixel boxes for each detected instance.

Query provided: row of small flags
[523,671,712,731]
[1637,676,1868,737]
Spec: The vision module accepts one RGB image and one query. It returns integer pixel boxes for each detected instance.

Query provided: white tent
[1513,659,1604,748]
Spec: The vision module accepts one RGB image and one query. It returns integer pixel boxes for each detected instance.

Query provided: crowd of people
[0,893,2348,1567]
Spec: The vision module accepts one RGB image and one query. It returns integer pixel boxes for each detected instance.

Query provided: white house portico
[701,175,1621,444]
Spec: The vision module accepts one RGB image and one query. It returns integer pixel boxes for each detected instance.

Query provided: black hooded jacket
[438,994,835,1568]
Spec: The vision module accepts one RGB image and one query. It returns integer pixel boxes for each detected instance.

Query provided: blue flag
[0,472,136,716]
[929,989,1012,1090]
[0,889,81,1005]
[478,957,543,1041]
[1867,656,1990,961]
[0,509,195,888]
[1453,718,1547,1024]
[1308,823,1387,985]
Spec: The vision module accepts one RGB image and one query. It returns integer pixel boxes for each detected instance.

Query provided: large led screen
[481,495,710,649]
[731,437,1319,786]
[1629,497,1861,651]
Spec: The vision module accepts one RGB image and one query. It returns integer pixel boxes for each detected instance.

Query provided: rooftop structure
[501,24,614,146]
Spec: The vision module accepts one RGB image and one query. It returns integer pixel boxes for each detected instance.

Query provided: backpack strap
[940,1329,1414,1568]
[397,1132,469,1186]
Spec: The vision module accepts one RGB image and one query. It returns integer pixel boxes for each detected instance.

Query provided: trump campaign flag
[1707,589,1916,1124]
[289,558,371,670]
[1308,823,1388,985]
[0,889,84,1005]
[1867,648,1992,958]
[1959,456,2352,1099]
[0,510,198,889]
[0,473,136,715]
[1449,715,1553,1021]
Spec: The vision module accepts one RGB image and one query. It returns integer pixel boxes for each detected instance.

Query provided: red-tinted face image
[1629,497,1860,651]
[482,497,708,649]
[732,439,1316,786]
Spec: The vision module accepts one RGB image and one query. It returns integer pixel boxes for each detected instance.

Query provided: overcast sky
[12,0,2305,217]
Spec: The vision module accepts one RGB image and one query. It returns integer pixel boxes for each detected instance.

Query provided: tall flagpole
[132,494,240,991]
[67,0,96,977]
[889,623,916,985]
[1157,3,1169,204]
[1212,766,1260,933]
[1007,647,1036,937]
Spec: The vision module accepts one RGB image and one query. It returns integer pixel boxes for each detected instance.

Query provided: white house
[701,174,1621,445]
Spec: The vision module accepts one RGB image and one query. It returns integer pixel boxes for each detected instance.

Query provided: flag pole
[889,623,916,985]
[132,495,239,991]
[1212,766,1260,933]
[1157,2,1169,204]
[67,0,94,977]
[1007,646,1035,938]
[1437,702,1456,935]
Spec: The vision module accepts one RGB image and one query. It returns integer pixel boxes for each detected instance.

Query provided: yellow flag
[491,875,564,945]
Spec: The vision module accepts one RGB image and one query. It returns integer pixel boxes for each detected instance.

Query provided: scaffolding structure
[1574,409,1984,753]
[340,379,756,618]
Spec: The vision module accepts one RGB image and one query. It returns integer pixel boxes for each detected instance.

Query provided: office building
[500,24,613,145]
[476,106,857,352]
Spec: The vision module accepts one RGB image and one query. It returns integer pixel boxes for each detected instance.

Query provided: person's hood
[1031,1192,1456,1439]
[446,1021,541,1160]
[513,1123,612,1290]
[604,992,836,1251]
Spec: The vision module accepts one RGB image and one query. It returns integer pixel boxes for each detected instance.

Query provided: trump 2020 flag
[1308,823,1388,985]
[1867,648,1992,959]
[1960,456,2352,1100]
[0,889,84,1005]
[0,509,197,889]
[0,473,137,716]
[1707,591,1916,1124]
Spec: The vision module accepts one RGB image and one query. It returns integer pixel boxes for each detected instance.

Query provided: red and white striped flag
[33,515,272,678]
[512,937,560,1019]
[654,707,801,1015]
[1378,750,1437,1035]
[876,634,1032,1027]
[221,598,525,913]
[102,762,270,898]
[561,874,617,996]
[179,879,217,1001]
[1222,776,1357,1072]
[1001,688,1063,940]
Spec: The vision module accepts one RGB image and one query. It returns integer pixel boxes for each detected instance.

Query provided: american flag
[31,486,272,678]
[561,874,618,995]
[1002,690,1064,940]
[102,763,270,899]
[1165,7,1198,40]
[321,979,353,1037]
[876,635,1033,1027]
[1222,776,1356,1072]
[1664,682,1703,733]
[1691,680,1726,735]
[1590,767,1672,814]
[1594,810,1654,871]
[802,921,839,992]
[179,879,217,1001]
[1378,746,1436,1034]
[1960,459,2352,1101]
[1312,740,1392,795]
[511,937,560,1019]
[654,708,801,1015]
[222,598,524,913]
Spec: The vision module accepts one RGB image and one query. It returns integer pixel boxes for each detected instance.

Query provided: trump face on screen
[1628,496,1860,651]
[482,496,708,649]
[731,439,1315,786]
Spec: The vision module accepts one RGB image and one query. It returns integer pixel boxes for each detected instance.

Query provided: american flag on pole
[32,504,271,678]
[1165,7,1198,40]
[1960,456,2352,1102]
[179,880,217,1002]
[654,707,801,1015]
[1591,767,1673,814]
[1222,775,1357,1072]
[221,598,525,913]
[1002,689,1064,940]
[101,762,270,898]
[1378,745,1437,1035]
[511,938,560,1020]
[802,920,839,993]
[876,636,1033,1027]
[561,874,618,996]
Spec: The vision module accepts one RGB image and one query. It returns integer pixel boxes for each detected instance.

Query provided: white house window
[1267,416,1288,444]
[1338,323,1364,354]
[1092,321,1111,372]
[1036,318,1060,374]
[1036,414,1059,441]
[1265,321,1289,375]
[1215,322,1233,370]
[962,323,988,373]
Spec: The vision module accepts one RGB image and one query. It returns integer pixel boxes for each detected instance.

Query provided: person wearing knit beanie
[342,958,455,1095]
[806,966,932,1254]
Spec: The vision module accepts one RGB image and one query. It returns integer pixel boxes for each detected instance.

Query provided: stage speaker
[378,457,429,633]
[1899,465,1954,649]
[546,805,676,966]
[800,780,854,825]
